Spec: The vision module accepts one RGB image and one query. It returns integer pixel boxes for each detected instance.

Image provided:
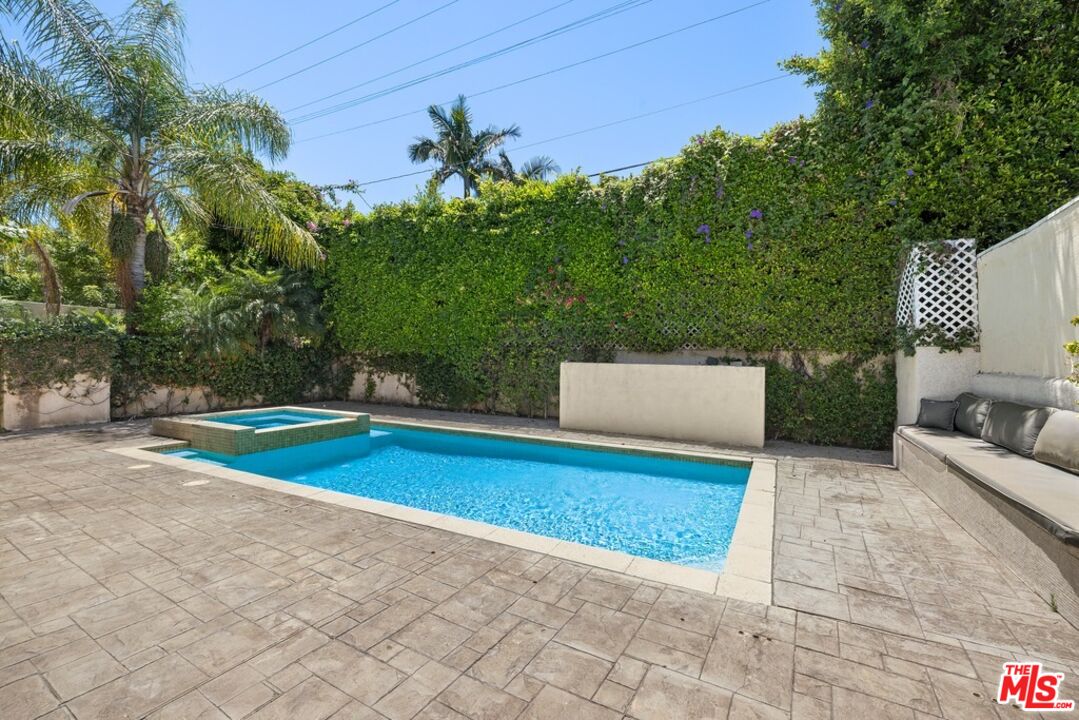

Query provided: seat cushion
[980,401,1055,458]
[1033,411,1079,476]
[897,426,996,462]
[947,450,1079,543]
[917,399,959,431]
[954,392,992,437]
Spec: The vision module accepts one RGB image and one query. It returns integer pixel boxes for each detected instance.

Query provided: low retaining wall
[559,362,765,447]
[2,374,110,431]
[113,385,262,419]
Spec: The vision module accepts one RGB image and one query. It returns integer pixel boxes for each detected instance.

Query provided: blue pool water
[169,425,749,571]
[213,411,334,429]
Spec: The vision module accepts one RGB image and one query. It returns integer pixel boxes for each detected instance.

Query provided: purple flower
[696,223,710,235]
[621,255,629,265]
[747,241,754,251]
[860,39,869,49]
[745,229,753,239]
[906,168,915,177]
[716,187,725,199]
[749,208,763,220]
[888,199,898,206]
[305,221,319,232]
[788,156,798,164]
[864,99,875,109]
[695,136,705,145]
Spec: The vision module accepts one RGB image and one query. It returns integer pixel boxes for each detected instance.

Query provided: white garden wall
[559,362,765,447]
[2,374,110,431]
[975,195,1079,409]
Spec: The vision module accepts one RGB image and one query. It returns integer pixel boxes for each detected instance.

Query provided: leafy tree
[0,0,320,319]
[493,151,561,184]
[407,95,521,198]
[784,0,1079,248]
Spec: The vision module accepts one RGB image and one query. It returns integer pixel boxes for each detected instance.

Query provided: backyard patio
[1,405,1075,720]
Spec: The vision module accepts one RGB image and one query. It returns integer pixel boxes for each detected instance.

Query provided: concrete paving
[1,409,1075,719]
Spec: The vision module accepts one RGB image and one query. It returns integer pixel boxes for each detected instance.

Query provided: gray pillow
[917,399,959,431]
[981,401,1055,457]
[1033,411,1079,475]
[955,392,992,437]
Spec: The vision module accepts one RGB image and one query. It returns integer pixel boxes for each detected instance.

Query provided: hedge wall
[327,121,900,448]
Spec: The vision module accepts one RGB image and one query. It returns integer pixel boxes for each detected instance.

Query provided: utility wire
[283,0,578,115]
[219,0,403,85]
[509,74,791,152]
[336,75,790,187]
[339,155,666,189]
[252,0,464,92]
[293,0,773,143]
[289,0,653,123]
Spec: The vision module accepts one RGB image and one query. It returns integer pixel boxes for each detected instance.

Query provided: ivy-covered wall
[326,122,900,448]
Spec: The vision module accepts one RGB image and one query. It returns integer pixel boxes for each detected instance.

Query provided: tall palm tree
[0,0,320,318]
[493,151,560,184]
[407,95,520,198]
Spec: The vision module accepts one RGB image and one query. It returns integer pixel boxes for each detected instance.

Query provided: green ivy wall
[326,122,900,448]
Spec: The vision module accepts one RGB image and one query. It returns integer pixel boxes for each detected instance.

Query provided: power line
[252,0,464,92]
[340,155,668,190]
[219,0,403,85]
[336,74,790,188]
[292,0,774,143]
[283,0,578,115]
[509,75,792,152]
[289,0,654,124]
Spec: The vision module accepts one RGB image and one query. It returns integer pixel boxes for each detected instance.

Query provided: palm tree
[203,267,323,355]
[493,151,560,184]
[0,220,61,315]
[407,95,521,198]
[0,0,320,319]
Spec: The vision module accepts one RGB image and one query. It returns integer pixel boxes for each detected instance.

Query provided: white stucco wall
[978,196,1079,380]
[559,362,765,447]
[895,348,981,426]
[2,374,110,431]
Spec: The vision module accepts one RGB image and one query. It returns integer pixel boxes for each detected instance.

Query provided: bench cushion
[917,399,959,431]
[947,450,1079,543]
[980,401,1055,458]
[955,392,992,437]
[1033,411,1079,476]
[897,425,995,462]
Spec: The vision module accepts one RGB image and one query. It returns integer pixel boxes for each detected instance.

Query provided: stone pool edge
[109,419,775,605]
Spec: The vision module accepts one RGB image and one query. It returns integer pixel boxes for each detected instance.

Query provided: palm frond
[518,155,560,181]
[407,137,443,164]
[118,0,186,78]
[162,87,291,161]
[166,142,322,267]
[5,0,120,96]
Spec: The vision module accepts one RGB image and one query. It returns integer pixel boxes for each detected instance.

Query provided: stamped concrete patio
[1,405,1076,720]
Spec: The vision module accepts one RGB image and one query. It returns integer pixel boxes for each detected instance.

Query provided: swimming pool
[212,410,336,429]
[168,424,750,571]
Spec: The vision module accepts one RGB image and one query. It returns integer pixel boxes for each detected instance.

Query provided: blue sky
[9,0,825,206]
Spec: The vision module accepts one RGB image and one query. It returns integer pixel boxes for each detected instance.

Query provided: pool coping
[110,418,775,605]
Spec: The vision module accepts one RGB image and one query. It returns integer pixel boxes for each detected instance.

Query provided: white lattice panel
[896,238,979,337]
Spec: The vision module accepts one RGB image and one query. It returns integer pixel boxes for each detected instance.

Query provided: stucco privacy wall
[559,362,765,447]
[976,195,1079,408]
[2,374,110,431]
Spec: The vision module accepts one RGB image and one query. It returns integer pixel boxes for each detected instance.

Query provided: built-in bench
[894,411,1079,628]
